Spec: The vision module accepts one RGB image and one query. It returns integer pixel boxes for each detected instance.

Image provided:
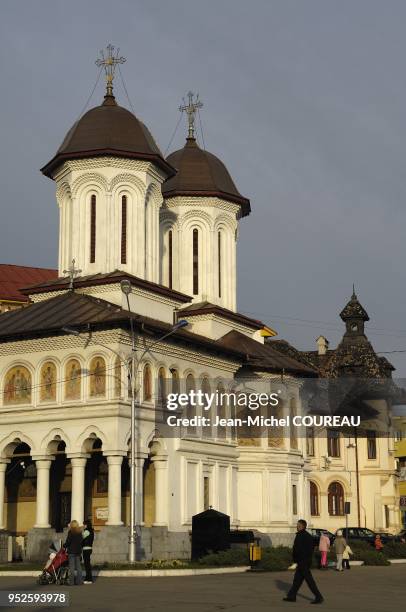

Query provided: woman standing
[64,520,83,586]
[82,519,95,584]
[334,530,347,571]
[318,532,330,569]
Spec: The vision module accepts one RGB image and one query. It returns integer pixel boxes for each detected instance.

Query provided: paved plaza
[0,566,404,612]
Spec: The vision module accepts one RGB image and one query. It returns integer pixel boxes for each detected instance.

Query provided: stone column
[135,455,146,526]
[0,462,9,530]
[106,455,124,526]
[152,457,168,526]
[34,459,53,528]
[69,456,88,525]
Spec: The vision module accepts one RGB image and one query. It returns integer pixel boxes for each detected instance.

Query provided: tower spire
[95,44,126,100]
[179,91,203,140]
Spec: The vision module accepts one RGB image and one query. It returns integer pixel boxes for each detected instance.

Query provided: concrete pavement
[0,566,403,612]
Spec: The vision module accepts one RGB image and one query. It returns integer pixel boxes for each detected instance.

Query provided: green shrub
[258,546,293,572]
[353,549,390,566]
[198,548,249,567]
[380,542,406,559]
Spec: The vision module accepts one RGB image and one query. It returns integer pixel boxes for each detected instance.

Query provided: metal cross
[179,91,203,139]
[95,44,126,97]
[63,259,82,291]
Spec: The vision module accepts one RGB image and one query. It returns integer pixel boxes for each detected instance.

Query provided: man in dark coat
[284,519,323,604]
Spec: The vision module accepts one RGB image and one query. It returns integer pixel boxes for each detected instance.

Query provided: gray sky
[1,0,406,373]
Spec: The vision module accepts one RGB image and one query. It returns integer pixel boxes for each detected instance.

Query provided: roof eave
[41,149,177,180]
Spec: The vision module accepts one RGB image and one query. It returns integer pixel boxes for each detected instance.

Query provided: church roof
[179,300,263,331]
[162,137,251,216]
[41,94,175,179]
[21,270,192,304]
[0,264,57,303]
[217,330,317,376]
[0,292,316,375]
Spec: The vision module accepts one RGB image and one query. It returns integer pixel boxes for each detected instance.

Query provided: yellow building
[394,413,406,528]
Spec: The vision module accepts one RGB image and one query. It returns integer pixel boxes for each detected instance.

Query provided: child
[342,543,353,569]
[375,534,384,552]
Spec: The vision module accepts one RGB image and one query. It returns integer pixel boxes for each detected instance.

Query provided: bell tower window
[90,194,96,263]
[168,230,173,289]
[121,195,127,265]
[192,228,199,295]
[218,231,222,298]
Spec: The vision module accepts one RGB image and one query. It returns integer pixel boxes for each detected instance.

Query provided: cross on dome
[95,44,126,98]
[179,91,203,140]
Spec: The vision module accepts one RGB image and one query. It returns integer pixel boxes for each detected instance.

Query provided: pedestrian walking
[283,519,324,605]
[64,520,83,586]
[342,544,353,569]
[334,530,347,571]
[82,518,94,584]
[318,532,330,570]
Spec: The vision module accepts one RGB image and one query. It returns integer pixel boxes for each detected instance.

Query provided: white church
[0,48,400,562]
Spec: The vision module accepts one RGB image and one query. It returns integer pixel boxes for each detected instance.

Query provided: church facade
[0,50,400,562]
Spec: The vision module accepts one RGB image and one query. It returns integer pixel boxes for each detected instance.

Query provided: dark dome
[41,95,175,178]
[162,137,250,216]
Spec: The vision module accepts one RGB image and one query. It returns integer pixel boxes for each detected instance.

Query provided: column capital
[105,455,124,466]
[32,456,55,464]
[0,461,10,471]
[68,455,89,467]
[151,454,168,464]
[103,451,127,459]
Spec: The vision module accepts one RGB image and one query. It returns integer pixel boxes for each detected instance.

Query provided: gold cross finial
[179,91,203,139]
[63,259,82,291]
[95,44,126,98]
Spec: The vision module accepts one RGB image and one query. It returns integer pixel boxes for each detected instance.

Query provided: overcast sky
[1,0,406,374]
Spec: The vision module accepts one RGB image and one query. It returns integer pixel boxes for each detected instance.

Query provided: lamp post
[62,289,188,564]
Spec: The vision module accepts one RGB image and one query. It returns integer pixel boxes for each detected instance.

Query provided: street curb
[0,566,251,578]
[388,559,406,564]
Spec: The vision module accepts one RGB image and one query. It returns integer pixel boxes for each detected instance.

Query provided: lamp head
[173,319,188,330]
[120,279,132,296]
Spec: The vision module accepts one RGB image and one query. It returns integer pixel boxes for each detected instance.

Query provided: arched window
[168,230,173,289]
[216,381,226,439]
[310,481,319,516]
[158,366,166,405]
[218,231,222,298]
[192,228,199,295]
[121,195,127,264]
[201,377,212,439]
[289,398,298,450]
[186,373,196,435]
[328,481,344,516]
[4,366,32,405]
[143,364,152,401]
[89,356,106,398]
[171,368,179,394]
[65,359,81,400]
[90,194,96,263]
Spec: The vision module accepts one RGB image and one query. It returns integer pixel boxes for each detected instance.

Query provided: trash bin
[249,537,262,567]
[191,508,230,560]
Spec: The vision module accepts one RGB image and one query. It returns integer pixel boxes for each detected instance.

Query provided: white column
[0,462,9,530]
[152,457,168,526]
[135,455,145,525]
[70,456,88,525]
[106,455,123,526]
[34,459,53,528]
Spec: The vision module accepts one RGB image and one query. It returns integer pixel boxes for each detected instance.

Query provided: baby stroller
[37,546,69,585]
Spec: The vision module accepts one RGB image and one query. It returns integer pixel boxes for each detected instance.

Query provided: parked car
[336,527,393,545]
[308,528,335,548]
[393,529,406,543]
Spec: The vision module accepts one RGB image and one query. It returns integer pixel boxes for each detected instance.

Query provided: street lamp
[62,288,188,563]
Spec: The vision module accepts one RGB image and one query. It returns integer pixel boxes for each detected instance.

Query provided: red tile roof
[0,264,58,303]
